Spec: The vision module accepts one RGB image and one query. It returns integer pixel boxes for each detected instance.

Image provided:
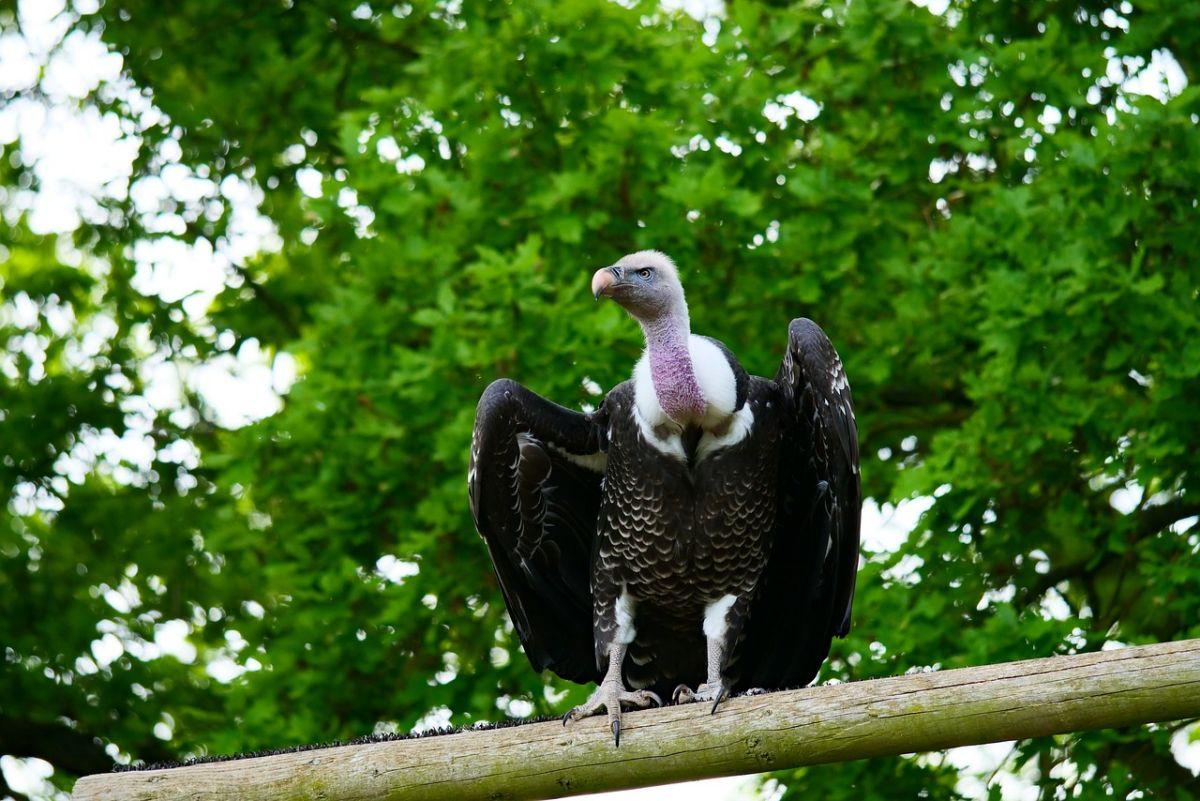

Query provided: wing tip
[787,317,824,339]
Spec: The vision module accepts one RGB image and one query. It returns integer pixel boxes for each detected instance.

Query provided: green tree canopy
[1,0,1198,798]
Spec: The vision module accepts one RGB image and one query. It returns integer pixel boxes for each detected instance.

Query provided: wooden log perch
[74,639,1200,801]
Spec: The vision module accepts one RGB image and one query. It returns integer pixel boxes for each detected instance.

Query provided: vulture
[469,250,860,745]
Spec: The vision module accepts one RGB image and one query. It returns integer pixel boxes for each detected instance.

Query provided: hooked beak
[591,267,619,300]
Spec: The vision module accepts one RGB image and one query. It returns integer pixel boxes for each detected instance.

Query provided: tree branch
[1133,499,1200,539]
[73,639,1200,801]
[229,263,301,339]
[1103,733,1200,795]
[0,717,113,778]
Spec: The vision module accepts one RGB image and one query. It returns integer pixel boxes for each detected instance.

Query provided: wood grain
[73,639,1200,801]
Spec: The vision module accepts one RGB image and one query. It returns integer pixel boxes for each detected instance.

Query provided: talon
[709,685,729,715]
[672,684,693,704]
[562,682,658,745]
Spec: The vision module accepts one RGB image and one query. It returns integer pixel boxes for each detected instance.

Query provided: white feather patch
[545,442,608,473]
[687,336,737,421]
[696,403,754,463]
[632,403,686,460]
[703,594,738,639]
[615,586,638,645]
[633,334,738,429]
[467,430,479,487]
[632,361,686,460]
[633,355,668,428]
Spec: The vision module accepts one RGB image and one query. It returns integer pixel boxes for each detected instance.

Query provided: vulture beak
[591,267,619,300]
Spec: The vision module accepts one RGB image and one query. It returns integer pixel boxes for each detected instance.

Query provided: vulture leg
[562,643,661,746]
[672,594,750,714]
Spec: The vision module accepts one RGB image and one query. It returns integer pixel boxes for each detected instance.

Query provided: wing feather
[468,379,606,684]
[740,318,861,689]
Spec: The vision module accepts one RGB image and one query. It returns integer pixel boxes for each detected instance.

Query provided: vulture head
[591,250,688,327]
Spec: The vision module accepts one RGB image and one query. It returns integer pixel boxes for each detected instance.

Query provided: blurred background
[1,0,1198,798]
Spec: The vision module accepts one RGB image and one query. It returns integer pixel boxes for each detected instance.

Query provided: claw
[562,710,571,727]
[562,683,659,747]
[709,685,730,715]
[673,681,727,710]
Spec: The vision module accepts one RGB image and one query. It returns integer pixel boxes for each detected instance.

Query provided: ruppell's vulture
[469,250,860,745]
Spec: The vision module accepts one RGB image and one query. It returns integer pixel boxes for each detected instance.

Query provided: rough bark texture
[73,639,1200,801]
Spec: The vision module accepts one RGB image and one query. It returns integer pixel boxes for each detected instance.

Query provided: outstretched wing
[740,318,861,689]
[468,378,607,684]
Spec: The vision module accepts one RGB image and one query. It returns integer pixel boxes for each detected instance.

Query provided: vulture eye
[636,268,653,279]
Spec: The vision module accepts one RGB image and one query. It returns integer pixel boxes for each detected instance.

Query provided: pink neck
[641,313,706,423]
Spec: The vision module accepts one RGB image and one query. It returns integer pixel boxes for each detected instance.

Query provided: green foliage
[2,0,1199,798]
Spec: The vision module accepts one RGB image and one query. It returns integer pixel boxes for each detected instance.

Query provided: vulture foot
[562,683,662,746]
[672,682,730,714]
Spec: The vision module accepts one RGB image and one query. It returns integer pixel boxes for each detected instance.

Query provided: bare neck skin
[640,309,706,424]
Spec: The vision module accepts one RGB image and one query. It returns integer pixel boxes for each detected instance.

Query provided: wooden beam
[73,639,1200,801]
